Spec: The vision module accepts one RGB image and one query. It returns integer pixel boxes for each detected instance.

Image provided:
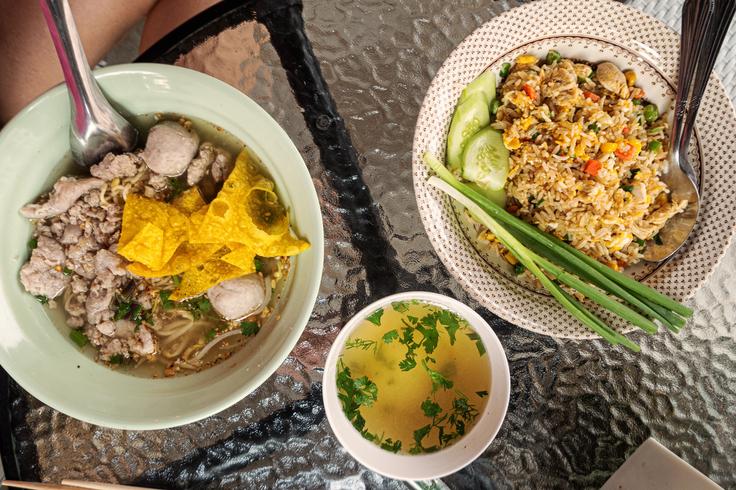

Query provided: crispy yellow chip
[170,258,246,300]
[192,151,294,251]
[172,187,206,215]
[118,222,164,269]
[257,233,311,257]
[120,194,189,267]
[119,149,310,292]
[220,246,257,273]
[127,243,222,278]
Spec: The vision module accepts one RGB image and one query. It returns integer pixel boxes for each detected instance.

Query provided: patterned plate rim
[411,0,736,339]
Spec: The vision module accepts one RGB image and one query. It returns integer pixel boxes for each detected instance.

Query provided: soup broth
[337,300,491,454]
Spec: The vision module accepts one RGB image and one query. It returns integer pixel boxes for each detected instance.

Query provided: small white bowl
[322,291,510,481]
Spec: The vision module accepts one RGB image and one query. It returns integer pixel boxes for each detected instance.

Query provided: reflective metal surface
[3,0,736,488]
[40,0,137,167]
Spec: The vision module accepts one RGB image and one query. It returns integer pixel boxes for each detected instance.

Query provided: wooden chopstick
[2,480,160,490]
[61,481,158,490]
[2,481,89,490]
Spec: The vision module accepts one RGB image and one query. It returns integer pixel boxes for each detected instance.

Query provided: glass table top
[2,0,735,488]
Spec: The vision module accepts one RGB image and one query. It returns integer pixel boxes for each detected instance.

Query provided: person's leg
[0,0,156,123]
[139,0,221,52]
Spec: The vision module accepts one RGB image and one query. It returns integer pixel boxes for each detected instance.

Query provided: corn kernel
[503,133,521,150]
[601,142,618,153]
[504,251,518,265]
[516,54,539,65]
[624,70,637,87]
[520,116,536,131]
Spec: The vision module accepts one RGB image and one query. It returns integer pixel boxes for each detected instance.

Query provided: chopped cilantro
[172,275,182,287]
[621,185,634,193]
[587,122,600,133]
[476,390,489,398]
[514,263,526,275]
[654,233,663,245]
[254,257,264,273]
[34,295,49,305]
[365,308,384,326]
[391,301,410,313]
[382,329,399,344]
[167,177,186,200]
[421,398,443,418]
[114,300,132,320]
[159,290,175,310]
[635,238,646,247]
[423,360,453,392]
[380,438,402,453]
[69,329,88,347]
[62,266,73,276]
[240,321,260,336]
[205,328,217,341]
[27,238,38,250]
[109,354,125,365]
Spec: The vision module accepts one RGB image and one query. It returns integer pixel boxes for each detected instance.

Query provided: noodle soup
[19,115,309,377]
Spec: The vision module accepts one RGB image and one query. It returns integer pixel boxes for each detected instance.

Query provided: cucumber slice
[446,93,491,171]
[461,127,510,191]
[458,69,497,105]
[468,182,506,207]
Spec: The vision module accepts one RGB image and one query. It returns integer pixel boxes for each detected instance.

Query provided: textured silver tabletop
[6,0,736,488]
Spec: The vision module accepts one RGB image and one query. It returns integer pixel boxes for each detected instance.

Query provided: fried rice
[491,55,687,269]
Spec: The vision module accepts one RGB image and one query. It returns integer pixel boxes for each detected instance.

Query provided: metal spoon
[39,0,137,167]
[644,0,735,261]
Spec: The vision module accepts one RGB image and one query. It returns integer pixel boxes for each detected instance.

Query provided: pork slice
[20,177,104,219]
[142,121,199,176]
[90,153,140,181]
[19,236,69,298]
[211,149,234,182]
[60,224,82,244]
[187,142,216,186]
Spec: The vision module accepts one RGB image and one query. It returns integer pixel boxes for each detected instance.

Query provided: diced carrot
[632,88,645,99]
[622,126,630,135]
[615,143,635,161]
[583,90,600,102]
[583,159,602,176]
[522,83,537,100]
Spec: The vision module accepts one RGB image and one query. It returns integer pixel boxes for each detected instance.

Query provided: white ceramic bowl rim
[0,63,324,430]
[322,291,510,481]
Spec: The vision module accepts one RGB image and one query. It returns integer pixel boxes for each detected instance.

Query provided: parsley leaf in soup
[365,308,384,326]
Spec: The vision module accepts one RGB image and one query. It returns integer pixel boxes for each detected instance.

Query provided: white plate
[412,0,736,339]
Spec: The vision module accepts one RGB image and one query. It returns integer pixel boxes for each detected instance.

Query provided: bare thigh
[0,0,220,124]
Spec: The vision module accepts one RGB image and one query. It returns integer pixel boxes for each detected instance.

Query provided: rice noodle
[194,329,243,361]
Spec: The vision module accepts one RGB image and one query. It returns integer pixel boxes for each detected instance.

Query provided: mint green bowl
[0,64,324,430]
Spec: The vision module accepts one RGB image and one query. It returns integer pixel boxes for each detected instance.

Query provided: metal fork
[644,0,736,262]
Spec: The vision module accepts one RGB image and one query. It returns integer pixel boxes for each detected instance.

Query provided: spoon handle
[679,0,736,153]
[671,0,713,166]
[39,0,136,166]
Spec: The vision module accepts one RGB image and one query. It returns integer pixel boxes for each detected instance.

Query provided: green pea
[69,329,89,348]
[546,50,562,65]
[643,104,659,123]
[499,62,511,78]
[513,263,526,275]
[490,98,501,115]
[648,140,662,153]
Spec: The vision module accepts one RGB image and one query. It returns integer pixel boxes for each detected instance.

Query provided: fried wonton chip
[127,242,222,278]
[119,194,189,269]
[170,256,246,300]
[118,222,164,269]
[172,187,206,215]
[256,233,311,257]
[220,246,257,273]
[192,151,291,249]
